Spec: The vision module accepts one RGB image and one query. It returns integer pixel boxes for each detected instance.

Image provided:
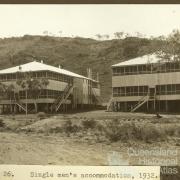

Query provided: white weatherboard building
[108,53,180,113]
[0,61,101,114]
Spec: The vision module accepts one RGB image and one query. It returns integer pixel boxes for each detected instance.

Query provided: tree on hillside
[114,32,124,39]
[95,34,102,40]
[151,29,180,114]
[6,84,15,112]
[0,83,15,100]
[157,29,180,62]
[135,32,144,38]
[0,83,7,105]
[104,34,110,40]
[122,37,142,58]
[43,30,49,36]
[156,35,166,41]
[0,82,7,93]
[124,33,131,38]
[16,72,49,113]
[0,82,15,113]
[6,84,15,100]
[8,50,16,65]
[58,30,62,37]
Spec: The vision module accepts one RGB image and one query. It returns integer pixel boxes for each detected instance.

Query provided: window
[120,87,126,96]
[172,84,176,93]
[175,62,180,71]
[167,85,172,94]
[155,84,180,95]
[146,64,152,73]
[116,68,120,74]
[134,86,138,96]
[139,86,144,96]
[120,67,124,74]
[39,89,47,98]
[113,87,118,97]
[139,86,148,96]
[113,86,148,97]
[113,68,117,76]
[138,65,143,74]
[132,66,137,74]
[176,84,180,94]
[124,67,129,74]
[156,85,160,95]
[126,87,130,96]
[112,61,180,76]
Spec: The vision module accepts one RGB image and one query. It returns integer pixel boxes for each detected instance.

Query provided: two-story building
[0,61,101,114]
[108,53,180,113]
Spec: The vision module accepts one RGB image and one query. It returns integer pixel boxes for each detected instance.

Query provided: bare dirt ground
[0,110,180,165]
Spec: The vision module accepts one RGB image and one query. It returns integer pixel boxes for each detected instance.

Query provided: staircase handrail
[133,94,148,107]
[91,88,103,103]
[15,99,27,112]
[55,85,74,112]
[107,97,114,111]
[53,84,72,105]
[131,94,149,112]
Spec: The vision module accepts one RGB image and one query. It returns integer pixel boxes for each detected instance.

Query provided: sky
[0,5,180,39]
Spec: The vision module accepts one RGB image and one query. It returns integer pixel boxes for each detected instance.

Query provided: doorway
[149,88,155,99]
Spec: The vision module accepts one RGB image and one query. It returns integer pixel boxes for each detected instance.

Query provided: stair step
[107,98,113,111]
[92,88,102,104]
[55,85,74,112]
[131,95,149,112]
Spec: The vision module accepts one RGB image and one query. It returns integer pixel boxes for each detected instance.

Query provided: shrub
[104,119,166,143]
[174,125,180,137]
[151,118,178,124]
[37,112,47,120]
[82,119,97,129]
[0,119,5,128]
[24,120,32,126]
[164,125,176,136]
[140,124,166,143]
[105,119,125,142]
[63,120,81,136]
[105,120,139,142]
[49,127,63,133]
[63,120,73,134]
[163,124,180,137]
[96,123,105,132]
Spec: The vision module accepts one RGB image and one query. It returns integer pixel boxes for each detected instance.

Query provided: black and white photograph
[0,5,179,174]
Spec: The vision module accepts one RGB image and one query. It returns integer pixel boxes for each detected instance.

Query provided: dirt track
[0,110,180,165]
[0,132,111,165]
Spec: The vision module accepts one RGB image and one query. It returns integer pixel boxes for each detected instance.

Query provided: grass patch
[165,124,180,137]
[37,112,47,120]
[0,119,5,128]
[47,117,178,143]
[104,119,166,143]
[82,119,97,129]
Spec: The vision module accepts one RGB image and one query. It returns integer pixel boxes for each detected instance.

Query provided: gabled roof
[0,61,94,81]
[112,53,161,67]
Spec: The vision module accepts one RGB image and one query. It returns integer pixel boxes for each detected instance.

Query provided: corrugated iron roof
[0,61,96,81]
[112,53,161,67]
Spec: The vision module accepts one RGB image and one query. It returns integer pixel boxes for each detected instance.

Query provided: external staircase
[130,95,149,112]
[53,84,74,112]
[91,88,103,105]
[12,94,27,113]
[106,97,114,111]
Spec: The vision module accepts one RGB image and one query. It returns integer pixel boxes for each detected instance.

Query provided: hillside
[0,35,162,102]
